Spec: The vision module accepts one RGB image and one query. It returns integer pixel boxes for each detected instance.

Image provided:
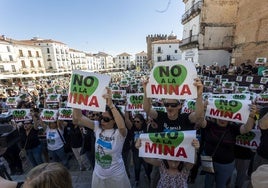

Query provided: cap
[251,164,268,188]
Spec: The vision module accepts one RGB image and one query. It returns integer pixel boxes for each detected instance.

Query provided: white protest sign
[181,99,196,114]
[11,109,32,122]
[40,109,58,122]
[126,93,144,111]
[205,98,251,124]
[58,108,73,120]
[209,93,251,100]
[236,129,260,150]
[139,130,196,163]
[67,70,111,112]
[256,93,268,103]
[111,90,126,100]
[146,61,198,99]
[46,94,61,103]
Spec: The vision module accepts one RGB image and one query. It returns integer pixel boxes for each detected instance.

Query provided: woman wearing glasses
[73,87,131,188]
[125,112,152,187]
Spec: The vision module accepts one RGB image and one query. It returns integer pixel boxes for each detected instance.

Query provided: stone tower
[146,34,167,63]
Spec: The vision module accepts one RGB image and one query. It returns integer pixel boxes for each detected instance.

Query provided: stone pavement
[4,153,237,188]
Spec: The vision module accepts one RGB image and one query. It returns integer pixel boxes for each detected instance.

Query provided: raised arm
[105,87,127,137]
[189,78,205,126]
[142,80,158,119]
[72,108,94,130]
[240,104,257,134]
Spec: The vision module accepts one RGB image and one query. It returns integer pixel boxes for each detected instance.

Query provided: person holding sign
[72,87,131,188]
[143,77,204,132]
[135,138,200,188]
[199,104,257,188]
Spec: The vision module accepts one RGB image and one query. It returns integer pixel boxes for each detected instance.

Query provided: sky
[1,0,185,57]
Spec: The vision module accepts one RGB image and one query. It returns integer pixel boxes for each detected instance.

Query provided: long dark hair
[105,105,125,129]
[133,113,147,129]
[163,160,184,172]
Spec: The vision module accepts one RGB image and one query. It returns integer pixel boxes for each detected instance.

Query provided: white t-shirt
[93,125,126,179]
[46,127,64,151]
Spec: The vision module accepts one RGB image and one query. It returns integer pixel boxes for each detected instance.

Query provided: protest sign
[146,61,198,99]
[58,108,73,120]
[256,93,268,103]
[40,109,58,122]
[67,70,111,112]
[11,109,31,122]
[139,130,196,163]
[209,93,251,100]
[46,94,61,103]
[181,99,196,114]
[6,97,18,106]
[236,129,260,150]
[126,93,144,111]
[112,90,126,100]
[205,98,251,124]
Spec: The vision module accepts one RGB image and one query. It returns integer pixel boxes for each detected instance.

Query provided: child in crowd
[135,138,200,188]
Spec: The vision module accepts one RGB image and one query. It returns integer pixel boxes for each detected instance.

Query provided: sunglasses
[100,115,113,122]
[163,103,180,108]
[134,120,141,123]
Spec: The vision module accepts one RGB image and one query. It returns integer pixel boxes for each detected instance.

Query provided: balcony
[179,35,199,48]
[181,1,202,24]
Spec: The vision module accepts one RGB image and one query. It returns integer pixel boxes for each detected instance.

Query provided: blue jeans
[48,146,69,169]
[26,144,44,167]
[204,160,235,188]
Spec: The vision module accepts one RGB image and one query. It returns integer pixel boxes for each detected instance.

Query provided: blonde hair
[25,162,72,188]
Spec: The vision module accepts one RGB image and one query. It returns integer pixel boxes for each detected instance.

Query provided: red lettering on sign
[151,84,191,95]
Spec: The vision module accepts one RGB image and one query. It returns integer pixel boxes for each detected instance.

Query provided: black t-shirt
[203,121,241,164]
[19,128,41,150]
[69,125,83,148]
[257,128,268,159]
[129,125,147,150]
[156,111,195,132]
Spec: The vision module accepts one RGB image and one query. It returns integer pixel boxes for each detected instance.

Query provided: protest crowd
[0,59,268,188]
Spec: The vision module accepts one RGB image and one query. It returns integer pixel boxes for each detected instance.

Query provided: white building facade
[114,52,132,70]
[135,51,148,70]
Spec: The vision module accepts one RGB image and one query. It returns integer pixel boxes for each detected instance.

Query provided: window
[38,60,42,67]
[36,51,40,57]
[169,45,171,48]
[157,47,161,53]
[175,50,178,53]
[47,48,50,53]
[7,46,10,52]
[47,55,52,61]
[167,55,170,61]
[0,55,2,61]
[157,56,162,62]
[21,60,26,68]
[11,65,16,72]
[9,55,13,61]
[28,50,32,57]
[19,50,23,57]
[30,60,34,68]
[0,65,4,72]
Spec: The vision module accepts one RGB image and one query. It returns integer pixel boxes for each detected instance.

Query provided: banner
[181,99,196,113]
[205,98,251,124]
[6,97,18,106]
[67,70,111,112]
[58,108,73,120]
[139,130,196,163]
[255,93,268,103]
[209,93,251,100]
[146,61,198,99]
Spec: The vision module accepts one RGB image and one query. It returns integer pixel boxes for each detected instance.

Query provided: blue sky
[1,0,184,56]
